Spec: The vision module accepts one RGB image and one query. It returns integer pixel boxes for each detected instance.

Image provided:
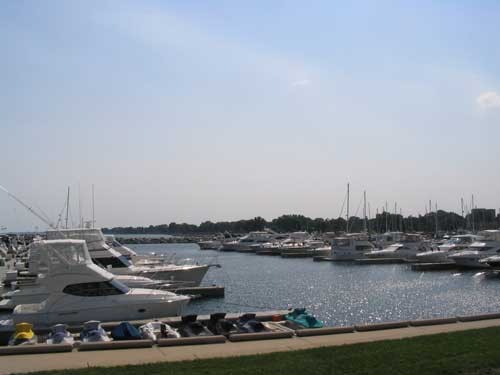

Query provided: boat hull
[111,265,209,286]
[12,295,190,327]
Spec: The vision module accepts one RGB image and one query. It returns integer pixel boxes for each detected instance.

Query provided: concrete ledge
[409,317,458,327]
[77,340,153,351]
[0,343,73,356]
[228,331,294,342]
[295,326,355,337]
[457,313,500,322]
[355,321,410,332]
[157,335,226,347]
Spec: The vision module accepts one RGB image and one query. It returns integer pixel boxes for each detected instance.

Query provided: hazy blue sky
[2,0,500,231]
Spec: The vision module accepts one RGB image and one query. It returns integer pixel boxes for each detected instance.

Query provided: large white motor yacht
[416,234,482,263]
[330,233,375,261]
[448,230,500,268]
[365,233,431,261]
[46,229,209,286]
[3,239,189,327]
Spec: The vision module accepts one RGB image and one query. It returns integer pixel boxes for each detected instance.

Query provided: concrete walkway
[2,318,500,374]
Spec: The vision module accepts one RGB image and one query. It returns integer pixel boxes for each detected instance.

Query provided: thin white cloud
[477,91,500,109]
[291,79,311,87]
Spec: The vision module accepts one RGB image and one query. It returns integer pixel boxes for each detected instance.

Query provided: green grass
[21,327,500,375]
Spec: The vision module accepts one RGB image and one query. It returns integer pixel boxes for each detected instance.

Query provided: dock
[411,262,457,271]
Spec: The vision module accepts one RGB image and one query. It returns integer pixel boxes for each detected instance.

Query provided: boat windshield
[333,239,350,247]
[62,279,129,297]
[385,245,402,252]
[93,256,129,269]
[449,237,472,245]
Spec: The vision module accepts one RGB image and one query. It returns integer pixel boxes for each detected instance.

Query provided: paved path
[2,318,500,374]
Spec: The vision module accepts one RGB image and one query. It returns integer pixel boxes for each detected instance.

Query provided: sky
[1,0,500,231]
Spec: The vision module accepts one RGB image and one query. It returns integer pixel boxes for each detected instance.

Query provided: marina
[126,241,500,326]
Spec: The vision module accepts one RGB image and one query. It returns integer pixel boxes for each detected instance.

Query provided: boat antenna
[471,194,475,233]
[0,184,57,229]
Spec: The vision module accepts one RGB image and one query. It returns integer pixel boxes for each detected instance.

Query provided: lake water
[130,243,500,326]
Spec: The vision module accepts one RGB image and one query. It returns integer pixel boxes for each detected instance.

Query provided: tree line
[103,210,500,235]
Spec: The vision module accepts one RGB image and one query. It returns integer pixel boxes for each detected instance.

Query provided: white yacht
[220,231,275,252]
[448,230,500,268]
[365,234,431,261]
[46,229,209,286]
[2,239,189,327]
[416,234,481,263]
[330,233,375,261]
[198,235,225,250]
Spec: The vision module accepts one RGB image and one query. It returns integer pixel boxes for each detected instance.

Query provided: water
[130,243,500,326]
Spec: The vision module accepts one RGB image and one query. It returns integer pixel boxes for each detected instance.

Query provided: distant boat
[365,233,431,261]
[416,234,481,263]
[330,233,375,261]
[220,231,276,252]
[449,230,500,268]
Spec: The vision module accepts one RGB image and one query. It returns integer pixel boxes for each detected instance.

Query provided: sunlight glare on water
[130,243,500,326]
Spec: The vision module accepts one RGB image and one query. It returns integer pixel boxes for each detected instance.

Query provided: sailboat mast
[471,194,475,232]
[363,190,367,233]
[435,202,438,238]
[65,186,70,229]
[92,184,95,229]
[346,183,350,233]
[78,184,83,228]
[385,201,388,232]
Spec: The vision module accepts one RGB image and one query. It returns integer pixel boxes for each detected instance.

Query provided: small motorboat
[178,315,213,337]
[79,321,110,343]
[206,313,238,336]
[284,308,323,329]
[139,321,180,341]
[46,324,74,345]
[8,322,37,346]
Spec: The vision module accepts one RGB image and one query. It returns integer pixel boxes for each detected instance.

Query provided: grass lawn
[21,326,500,375]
